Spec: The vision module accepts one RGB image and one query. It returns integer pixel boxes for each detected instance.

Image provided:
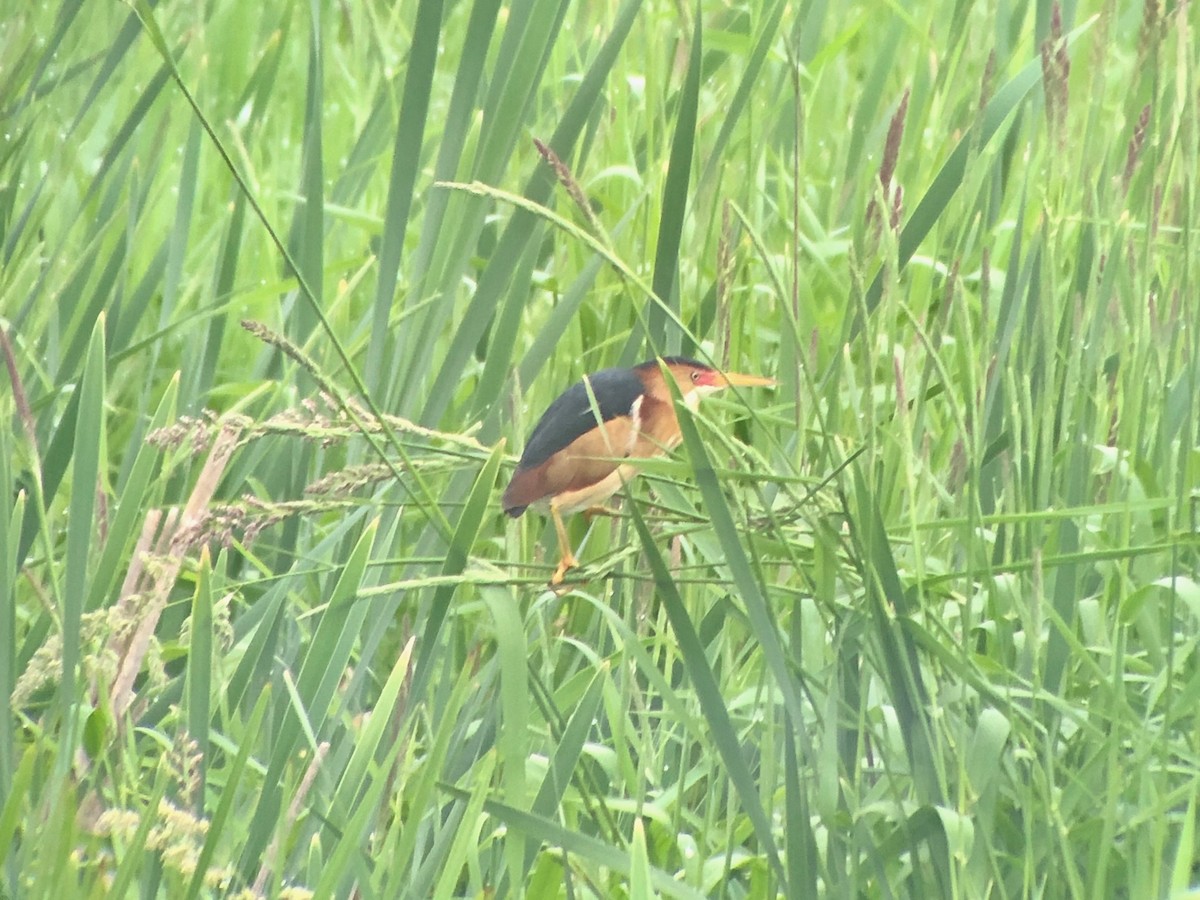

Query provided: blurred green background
[1,0,1198,896]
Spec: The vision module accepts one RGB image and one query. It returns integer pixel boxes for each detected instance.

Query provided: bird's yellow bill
[720,371,776,388]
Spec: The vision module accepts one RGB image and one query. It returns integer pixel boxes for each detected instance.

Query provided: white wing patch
[625,394,644,456]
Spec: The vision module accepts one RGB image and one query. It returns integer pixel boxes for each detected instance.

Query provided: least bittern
[503,357,774,584]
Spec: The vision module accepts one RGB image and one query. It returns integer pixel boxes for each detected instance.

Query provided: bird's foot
[583,505,620,522]
[550,552,581,586]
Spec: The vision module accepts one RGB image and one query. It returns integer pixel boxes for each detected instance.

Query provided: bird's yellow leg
[550,503,579,585]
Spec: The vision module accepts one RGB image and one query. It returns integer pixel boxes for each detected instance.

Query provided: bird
[503,356,775,584]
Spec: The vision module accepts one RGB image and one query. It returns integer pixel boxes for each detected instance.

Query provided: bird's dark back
[516,367,645,470]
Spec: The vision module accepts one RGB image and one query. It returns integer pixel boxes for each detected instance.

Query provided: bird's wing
[502,415,641,515]
[516,367,645,469]
[503,367,646,515]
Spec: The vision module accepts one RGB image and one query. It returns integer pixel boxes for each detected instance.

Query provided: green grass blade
[84,373,178,612]
[629,818,652,900]
[1170,792,1198,896]
[185,689,271,900]
[287,0,325,343]
[397,0,573,418]
[668,371,810,738]
[407,442,505,717]
[328,637,415,828]
[106,763,170,898]
[131,1,454,545]
[699,0,787,191]
[0,745,35,869]
[153,119,201,350]
[447,787,709,900]
[430,755,496,900]
[785,719,820,895]
[0,425,19,796]
[2,2,145,265]
[59,315,106,757]
[841,15,904,189]
[188,8,291,405]
[515,666,606,882]
[792,0,831,63]
[370,641,479,896]
[645,4,701,354]
[514,207,640,394]
[627,494,788,890]
[423,0,644,428]
[365,0,444,393]
[186,546,214,799]
[237,516,380,875]
[404,0,502,297]
[847,464,942,804]
[481,586,529,877]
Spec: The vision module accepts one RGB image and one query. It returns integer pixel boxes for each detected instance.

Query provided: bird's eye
[690,370,701,382]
